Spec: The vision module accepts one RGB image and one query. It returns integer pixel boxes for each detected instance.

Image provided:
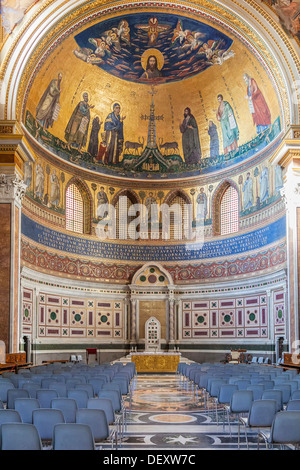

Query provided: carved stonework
[0,174,27,205]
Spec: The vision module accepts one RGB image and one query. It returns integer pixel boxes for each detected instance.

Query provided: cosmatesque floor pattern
[117,373,259,450]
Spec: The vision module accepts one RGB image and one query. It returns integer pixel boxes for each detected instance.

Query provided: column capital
[0,120,35,179]
[0,173,27,205]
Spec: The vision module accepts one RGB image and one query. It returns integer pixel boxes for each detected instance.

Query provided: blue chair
[75,383,94,398]
[97,389,126,435]
[22,382,40,398]
[76,408,117,449]
[48,382,67,397]
[36,389,58,408]
[258,411,300,449]
[225,390,253,440]
[67,389,89,408]
[52,423,95,450]
[0,423,42,450]
[0,382,15,405]
[6,388,29,409]
[87,378,105,395]
[51,397,78,423]
[239,399,277,449]
[286,399,300,411]
[272,384,291,405]
[262,390,283,411]
[212,384,238,427]
[292,390,300,400]
[0,409,22,426]
[33,408,65,448]
[87,397,121,441]
[246,385,264,401]
[14,398,40,423]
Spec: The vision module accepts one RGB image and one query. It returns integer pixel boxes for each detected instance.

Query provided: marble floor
[118,373,259,451]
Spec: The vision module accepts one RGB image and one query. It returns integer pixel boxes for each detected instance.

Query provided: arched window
[65,181,91,234]
[220,185,239,235]
[114,190,140,240]
[164,190,191,241]
[213,181,239,236]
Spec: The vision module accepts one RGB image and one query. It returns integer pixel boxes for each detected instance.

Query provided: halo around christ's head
[141,48,164,71]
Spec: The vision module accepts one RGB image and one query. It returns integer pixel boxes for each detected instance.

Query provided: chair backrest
[53,423,95,450]
[246,385,264,401]
[218,384,238,404]
[87,398,115,424]
[248,399,277,427]
[76,408,109,441]
[286,399,300,411]
[292,390,300,400]
[33,408,65,441]
[51,398,78,423]
[14,398,40,424]
[273,384,291,404]
[22,382,40,398]
[97,390,122,412]
[1,423,42,450]
[6,388,30,409]
[75,383,94,398]
[36,389,59,408]
[48,382,68,397]
[235,380,251,390]
[270,411,300,445]
[262,390,283,411]
[88,378,105,395]
[0,382,15,403]
[230,390,253,413]
[67,389,89,408]
[0,409,22,426]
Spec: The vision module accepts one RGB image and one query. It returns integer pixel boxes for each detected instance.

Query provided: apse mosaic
[24,10,282,181]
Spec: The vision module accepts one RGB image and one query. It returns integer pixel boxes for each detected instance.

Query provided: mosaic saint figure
[88,116,102,157]
[242,172,254,210]
[260,166,270,203]
[97,186,109,218]
[50,168,60,207]
[104,103,126,165]
[179,107,202,165]
[145,192,158,222]
[24,161,32,188]
[34,160,45,199]
[65,92,94,150]
[196,187,208,220]
[275,165,284,193]
[94,132,108,164]
[216,94,239,155]
[207,120,219,158]
[36,72,62,129]
[243,73,271,134]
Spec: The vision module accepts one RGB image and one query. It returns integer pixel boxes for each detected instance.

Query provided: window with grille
[220,186,239,235]
[169,195,189,240]
[66,183,84,233]
[115,194,139,239]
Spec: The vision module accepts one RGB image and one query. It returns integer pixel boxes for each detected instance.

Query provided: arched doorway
[130,263,175,350]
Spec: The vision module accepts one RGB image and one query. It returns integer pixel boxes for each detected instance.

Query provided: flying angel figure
[209,49,235,65]
[88,37,112,58]
[171,20,205,52]
[197,39,227,60]
[116,20,131,46]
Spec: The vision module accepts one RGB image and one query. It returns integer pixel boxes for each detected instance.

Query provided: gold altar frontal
[131,353,181,373]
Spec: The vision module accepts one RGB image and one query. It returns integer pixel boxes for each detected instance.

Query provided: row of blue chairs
[0,419,108,450]
[177,361,300,449]
[0,360,136,449]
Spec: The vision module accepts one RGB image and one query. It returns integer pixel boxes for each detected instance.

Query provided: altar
[130,352,181,373]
